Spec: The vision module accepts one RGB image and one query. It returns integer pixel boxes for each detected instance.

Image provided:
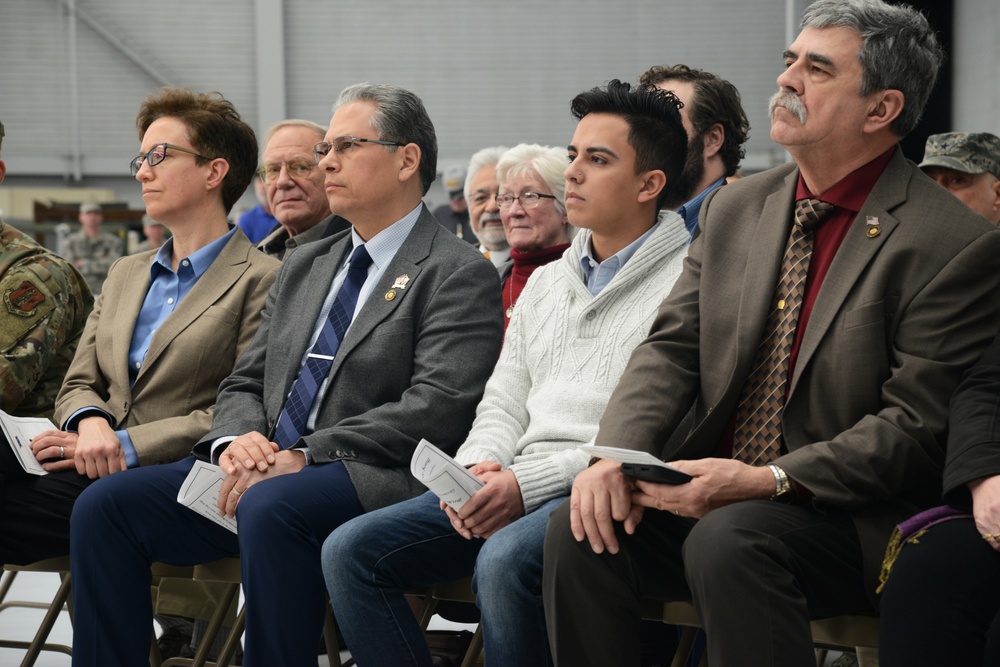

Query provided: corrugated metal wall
[0,0,256,175]
[0,0,787,181]
[286,0,786,170]
[3,0,995,206]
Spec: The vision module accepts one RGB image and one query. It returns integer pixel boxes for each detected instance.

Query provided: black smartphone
[620,462,692,485]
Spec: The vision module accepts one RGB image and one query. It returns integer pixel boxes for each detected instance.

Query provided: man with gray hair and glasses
[254,119,350,260]
[543,2,1000,665]
[68,83,503,666]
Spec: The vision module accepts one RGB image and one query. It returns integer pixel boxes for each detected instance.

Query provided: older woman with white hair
[495,143,572,330]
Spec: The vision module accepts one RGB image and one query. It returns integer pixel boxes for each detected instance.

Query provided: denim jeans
[323,490,563,667]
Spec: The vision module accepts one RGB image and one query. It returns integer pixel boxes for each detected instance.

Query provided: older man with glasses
[253,119,350,260]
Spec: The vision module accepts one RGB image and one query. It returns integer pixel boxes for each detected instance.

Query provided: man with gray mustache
[770,89,808,125]
[543,1,1000,665]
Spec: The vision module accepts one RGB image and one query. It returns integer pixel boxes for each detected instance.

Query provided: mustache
[478,212,502,226]
[768,91,807,124]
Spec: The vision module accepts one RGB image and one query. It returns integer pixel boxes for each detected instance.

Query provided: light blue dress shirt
[66,227,237,468]
[676,177,725,241]
[580,220,660,297]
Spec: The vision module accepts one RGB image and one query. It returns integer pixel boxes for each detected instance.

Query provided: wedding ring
[673,510,680,516]
[983,533,1000,541]
[60,446,65,460]
[231,487,243,496]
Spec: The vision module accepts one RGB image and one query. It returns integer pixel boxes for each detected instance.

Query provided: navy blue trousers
[69,455,363,667]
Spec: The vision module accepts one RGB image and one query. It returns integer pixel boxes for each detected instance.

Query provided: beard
[768,91,807,124]
[662,132,707,210]
[474,213,509,249]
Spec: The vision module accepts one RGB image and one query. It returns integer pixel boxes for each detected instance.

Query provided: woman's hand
[74,417,126,479]
[30,430,80,473]
[969,475,1000,552]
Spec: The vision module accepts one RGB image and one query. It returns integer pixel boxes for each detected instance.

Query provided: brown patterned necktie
[732,198,835,465]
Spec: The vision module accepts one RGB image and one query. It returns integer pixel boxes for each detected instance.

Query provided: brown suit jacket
[54,229,279,465]
[597,148,1000,600]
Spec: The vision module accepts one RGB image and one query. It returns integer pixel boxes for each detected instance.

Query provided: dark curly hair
[640,64,749,177]
[571,80,687,210]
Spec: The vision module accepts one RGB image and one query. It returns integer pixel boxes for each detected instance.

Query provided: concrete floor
[0,570,73,667]
[0,570,477,667]
[0,571,855,666]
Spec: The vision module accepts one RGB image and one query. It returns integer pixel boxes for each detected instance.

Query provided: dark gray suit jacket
[194,206,504,512]
[597,148,1000,601]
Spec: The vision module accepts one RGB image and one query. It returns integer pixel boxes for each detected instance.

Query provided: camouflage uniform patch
[4,279,46,317]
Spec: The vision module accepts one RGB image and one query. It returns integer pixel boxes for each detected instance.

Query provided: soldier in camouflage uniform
[0,121,94,419]
[0,222,94,419]
[919,131,1000,224]
[132,215,167,254]
[63,202,123,293]
[0,118,95,566]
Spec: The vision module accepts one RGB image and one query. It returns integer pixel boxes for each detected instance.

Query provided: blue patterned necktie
[272,244,373,449]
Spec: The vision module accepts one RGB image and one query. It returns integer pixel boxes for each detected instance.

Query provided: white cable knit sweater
[454,211,690,512]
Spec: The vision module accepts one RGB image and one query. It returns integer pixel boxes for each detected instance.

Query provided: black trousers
[879,517,1000,667]
[0,433,94,565]
[542,498,875,667]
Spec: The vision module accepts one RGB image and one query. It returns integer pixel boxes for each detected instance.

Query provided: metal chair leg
[19,571,73,667]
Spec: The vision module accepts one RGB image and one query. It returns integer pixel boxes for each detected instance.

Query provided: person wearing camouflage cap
[0,120,94,421]
[433,164,476,242]
[919,131,1000,224]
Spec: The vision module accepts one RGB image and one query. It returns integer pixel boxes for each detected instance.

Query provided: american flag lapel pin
[386,274,411,301]
[866,215,881,238]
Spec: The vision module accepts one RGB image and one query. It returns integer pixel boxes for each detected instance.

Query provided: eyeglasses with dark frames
[130,143,212,177]
[495,192,558,210]
[313,136,406,162]
[256,160,319,184]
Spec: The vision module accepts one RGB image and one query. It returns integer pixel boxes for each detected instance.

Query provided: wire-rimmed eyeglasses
[495,192,558,209]
[256,160,319,184]
[313,136,406,162]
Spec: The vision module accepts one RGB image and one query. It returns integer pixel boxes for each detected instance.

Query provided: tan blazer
[597,149,1000,600]
[55,229,279,465]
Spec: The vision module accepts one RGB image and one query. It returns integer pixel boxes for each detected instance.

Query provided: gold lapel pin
[386,274,411,301]
[866,215,881,238]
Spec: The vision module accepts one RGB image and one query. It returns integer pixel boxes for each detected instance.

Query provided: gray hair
[496,144,568,216]
[261,119,326,160]
[801,0,943,138]
[464,146,509,203]
[333,83,438,195]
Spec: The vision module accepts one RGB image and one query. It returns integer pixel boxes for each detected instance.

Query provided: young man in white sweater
[323,80,690,666]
